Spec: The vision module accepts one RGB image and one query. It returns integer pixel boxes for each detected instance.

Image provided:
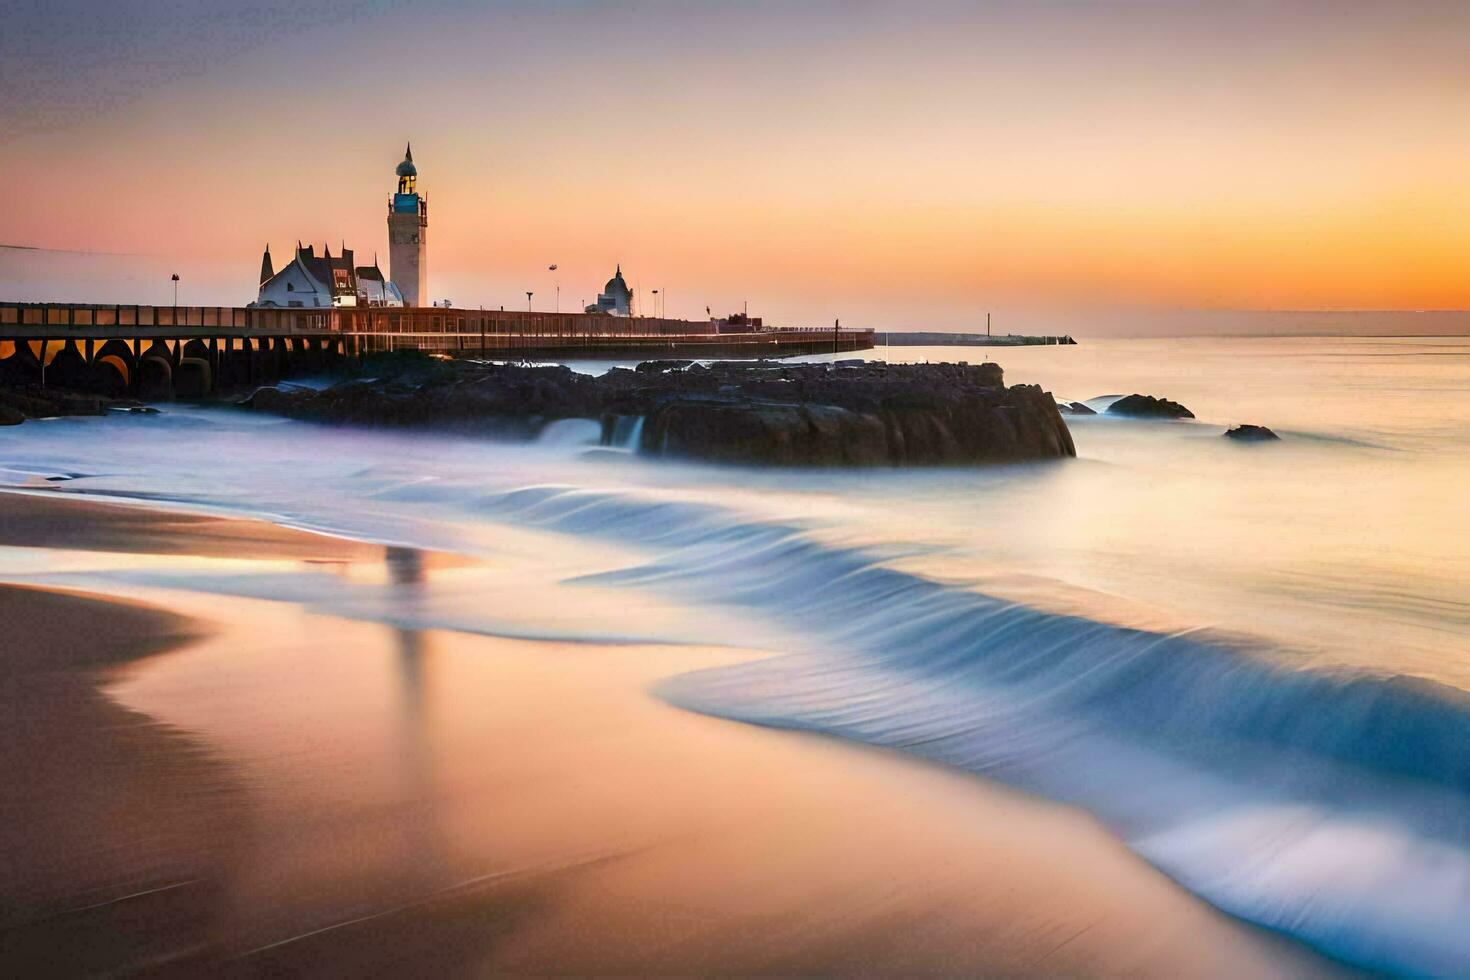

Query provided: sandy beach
[0,490,1337,975]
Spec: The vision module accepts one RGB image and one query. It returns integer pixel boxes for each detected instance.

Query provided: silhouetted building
[586,265,632,316]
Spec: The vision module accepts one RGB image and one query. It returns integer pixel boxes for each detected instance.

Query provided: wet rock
[1224,424,1280,441]
[634,359,694,374]
[1057,401,1096,416]
[1107,393,1195,419]
[245,353,1074,466]
[0,385,123,424]
[242,386,309,414]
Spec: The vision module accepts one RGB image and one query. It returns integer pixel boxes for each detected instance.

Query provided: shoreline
[0,490,1339,975]
[0,583,239,973]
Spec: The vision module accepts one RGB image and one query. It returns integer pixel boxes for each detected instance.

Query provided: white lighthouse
[387,143,428,307]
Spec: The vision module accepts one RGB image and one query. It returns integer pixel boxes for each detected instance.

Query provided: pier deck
[0,301,873,396]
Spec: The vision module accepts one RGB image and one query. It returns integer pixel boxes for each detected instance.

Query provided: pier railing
[0,302,873,347]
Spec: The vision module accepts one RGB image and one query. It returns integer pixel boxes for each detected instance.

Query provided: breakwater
[881,331,1076,346]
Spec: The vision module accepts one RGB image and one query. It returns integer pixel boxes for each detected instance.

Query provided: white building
[585,265,632,316]
[253,243,403,308]
[355,262,405,307]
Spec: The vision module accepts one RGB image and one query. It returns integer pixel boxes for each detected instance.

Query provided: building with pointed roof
[388,143,428,307]
[252,243,403,308]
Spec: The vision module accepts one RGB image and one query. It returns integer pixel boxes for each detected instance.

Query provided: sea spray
[536,418,602,448]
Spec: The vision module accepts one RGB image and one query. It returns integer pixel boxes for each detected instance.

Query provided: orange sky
[3,1,1469,329]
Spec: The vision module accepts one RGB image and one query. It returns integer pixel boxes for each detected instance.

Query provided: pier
[0,302,874,398]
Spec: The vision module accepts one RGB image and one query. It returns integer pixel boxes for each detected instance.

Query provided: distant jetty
[880,331,1077,347]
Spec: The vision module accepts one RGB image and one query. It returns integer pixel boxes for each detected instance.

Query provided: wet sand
[0,491,1340,975]
[0,491,384,562]
[0,583,238,973]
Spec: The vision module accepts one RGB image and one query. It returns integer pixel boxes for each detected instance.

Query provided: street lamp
[549,264,559,313]
[171,273,180,306]
[651,289,659,320]
[526,291,533,312]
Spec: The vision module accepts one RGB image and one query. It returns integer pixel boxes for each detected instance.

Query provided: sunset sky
[3,0,1469,331]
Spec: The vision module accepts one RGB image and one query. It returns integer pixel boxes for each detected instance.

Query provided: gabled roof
[297,244,357,295]
[257,242,358,297]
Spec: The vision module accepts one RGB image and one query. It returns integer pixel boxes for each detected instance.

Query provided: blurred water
[2,335,1468,972]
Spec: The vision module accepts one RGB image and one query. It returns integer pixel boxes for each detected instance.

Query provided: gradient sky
[3,0,1469,331]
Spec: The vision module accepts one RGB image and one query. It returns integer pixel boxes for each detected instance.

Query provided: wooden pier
[0,302,874,397]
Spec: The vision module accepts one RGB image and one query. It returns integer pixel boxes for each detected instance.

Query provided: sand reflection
[98,579,1332,976]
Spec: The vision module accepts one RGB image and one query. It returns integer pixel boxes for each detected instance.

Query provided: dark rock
[1107,393,1195,419]
[243,352,1073,467]
[242,386,310,414]
[1224,424,1280,441]
[1057,401,1096,416]
[44,390,105,416]
[0,384,128,424]
[635,359,694,374]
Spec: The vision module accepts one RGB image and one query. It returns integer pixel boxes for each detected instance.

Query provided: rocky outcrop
[1057,401,1096,416]
[635,383,1071,465]
[1107,393,1195,419]
[245,353,1075,467]
[0,385,120,425]
[1224,424,1280,441]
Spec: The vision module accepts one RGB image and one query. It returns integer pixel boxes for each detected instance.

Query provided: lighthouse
[387,143,428,307]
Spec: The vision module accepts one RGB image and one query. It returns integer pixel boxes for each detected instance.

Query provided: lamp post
[651,289,659,321]
[171,273,180,307]
[549,264,559,313]
[526,291,533,311]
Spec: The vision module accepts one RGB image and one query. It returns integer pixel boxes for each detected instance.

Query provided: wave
[535,417,602,448]
[5,407,1467,971]
[476,483,1470,975]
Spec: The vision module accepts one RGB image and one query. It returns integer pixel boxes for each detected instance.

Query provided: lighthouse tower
[387,143,428,307]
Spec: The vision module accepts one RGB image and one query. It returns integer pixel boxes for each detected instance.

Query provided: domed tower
[586,264,632,316]
[387,143,428,306]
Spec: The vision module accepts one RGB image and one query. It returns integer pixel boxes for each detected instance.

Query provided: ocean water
[2,335,1468,973]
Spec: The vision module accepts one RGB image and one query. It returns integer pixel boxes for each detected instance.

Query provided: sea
[2,334,1467,973]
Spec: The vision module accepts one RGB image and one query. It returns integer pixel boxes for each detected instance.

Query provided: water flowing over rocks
[243,354,1075,466]
[1107,393,1196,419]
